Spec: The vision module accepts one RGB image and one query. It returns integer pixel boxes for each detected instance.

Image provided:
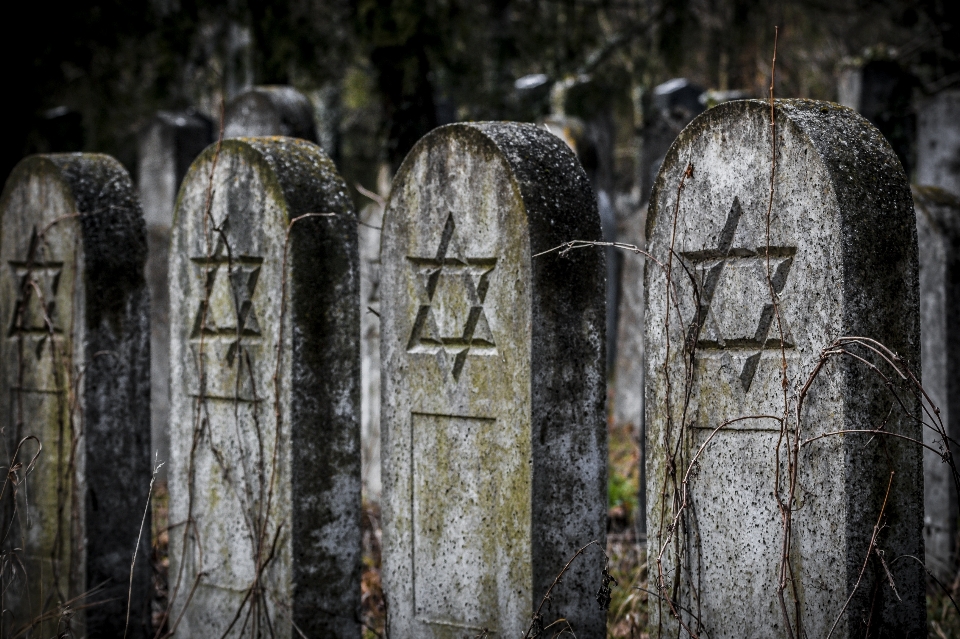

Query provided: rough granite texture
[168,137,360,637]
[380,122,607,639]
[644,100,924,637]
[914,185,960,582]
[138,111,213,481]
[0,153,152,637]
[223,86,319,143]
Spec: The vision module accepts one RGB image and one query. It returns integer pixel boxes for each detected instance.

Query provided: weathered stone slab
[613,204,647,535]
[381,122,607,638]
[138,110,213,479]
[359,195,384,500]
[223,86,319,142]
[914,184,960,581]
[168,137,360,637]
[0,154,152,636]
[917,90,960,197]
[645,100,924,636]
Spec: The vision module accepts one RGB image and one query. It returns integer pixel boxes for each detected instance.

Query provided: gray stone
[380,122,607,638]
[359,176,388,502]
[917,90,960,197]
[645,100,924,636]
[613,204,647,534]
[0,153,152,636]
[137,110,213,480]
[639,78,705,204]
[167,137,360,637]
[914,184,960,581]
[837,59,917,175]
[223,86,319,143]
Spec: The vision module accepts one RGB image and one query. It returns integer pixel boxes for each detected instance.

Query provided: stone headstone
[639,79,705,204]
[613,203,647,535]
[137,110,213,479]
[645,100,924,635]
[223,86,319,143]
[914,184,960,581]
[358,168,390,502]
[381,122,607,638]
[917,90,960,197]
[838,59,917,175]
[168,137,360,637]
[0,154,151,636]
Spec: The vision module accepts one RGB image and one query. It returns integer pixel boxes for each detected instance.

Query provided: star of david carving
[190,234,263,368]
[682,197,796,392]
[8,227,63,360]
[407,212,497,381]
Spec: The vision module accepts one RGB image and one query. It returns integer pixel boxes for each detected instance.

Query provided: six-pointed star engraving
[190,233,264,370]
[407,212,497,381]
[682,197,796,392]
[8,227,63,360]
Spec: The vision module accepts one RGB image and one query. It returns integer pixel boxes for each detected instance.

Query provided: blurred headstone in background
[27,107,85,155]
[914,184,960,583]
[638,79,705,206]
[358,165,391,502]
[223,85,319,143]
[137,110,213,480]
[917,90,960,197]
[838,57,917,175]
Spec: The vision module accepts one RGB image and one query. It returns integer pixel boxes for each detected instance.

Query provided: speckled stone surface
[914,185,960,582]
[380,122,607,639]
[168,137,360,637]
[644,100,924,637]
[0,153,152,637]
[223,86,319,142]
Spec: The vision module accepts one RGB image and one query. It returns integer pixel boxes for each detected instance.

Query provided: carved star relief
[407,212,497,381]
[8,227,63,360]
[190,234,263,368]
[682,197,796,392]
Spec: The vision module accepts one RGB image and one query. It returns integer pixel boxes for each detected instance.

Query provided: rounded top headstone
[644,99,922,635]
[223,86,319,142]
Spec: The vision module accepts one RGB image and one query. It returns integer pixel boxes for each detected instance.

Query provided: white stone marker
[0,154,152,636]
[138,110,213,479]
[645,100,924,636]
[914,185,960,581]
[381,122,607,638]
[168,137,360,637]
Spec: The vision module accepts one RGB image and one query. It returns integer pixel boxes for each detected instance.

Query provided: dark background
[3,0,958,196]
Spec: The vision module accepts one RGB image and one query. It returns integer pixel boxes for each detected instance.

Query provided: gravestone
[168,137,360,637]
[381,122,607,638]
[914,184,960,581]
[358,168,390,501]
[223,85,319,143]
[645,100,924,636]
[639,78,704,205]
[138,110,213,478]
[837,59,917,175]
[917,91,960,197]
[0,154,151,636]
[613,204,647,536]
